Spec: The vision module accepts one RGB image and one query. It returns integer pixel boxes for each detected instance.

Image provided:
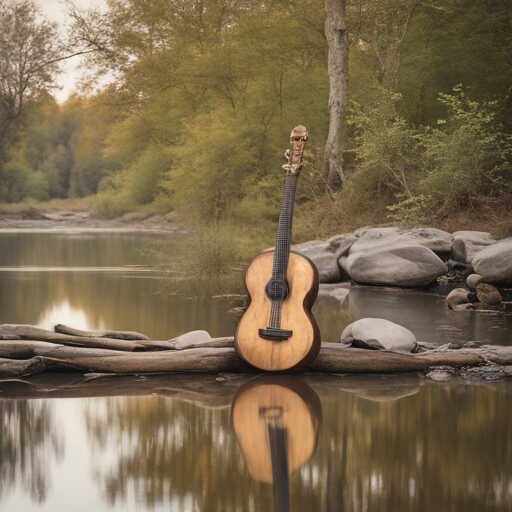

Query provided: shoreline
[0,208,189,235]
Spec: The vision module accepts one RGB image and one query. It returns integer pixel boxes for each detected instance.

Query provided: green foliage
[24,171,50,201]
[126,146,173,205]
[386,194,430,226]
[342,86,512,223]
[0,149,32,203]
[343,90,421,214]
[2,0,512,250]
[170,109,257,221]
[419,88,512,210]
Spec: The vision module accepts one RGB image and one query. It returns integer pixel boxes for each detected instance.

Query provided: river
[0,231,511,511]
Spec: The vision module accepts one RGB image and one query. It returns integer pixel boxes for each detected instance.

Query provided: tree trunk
[323,0,349,188]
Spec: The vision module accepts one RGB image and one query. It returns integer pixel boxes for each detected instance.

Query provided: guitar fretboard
[269,172,298,330]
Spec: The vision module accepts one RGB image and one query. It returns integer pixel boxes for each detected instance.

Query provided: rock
[472,238,512,285]
[451,303,475,311]
[318,283,350,303]
[476,283,502,306]
[451,238,467,263]
[445,288,470,309]
[325,234,350,252]
[350,227,453,256]
[172,330,212,349]
[452,231,496,263]
[334,234,358,259]
[466,273,483,289]
[345,243,447,287]
[292,241,341,283]
[426,370,452,382]
[404,227,453,255]
[341,318,417,353]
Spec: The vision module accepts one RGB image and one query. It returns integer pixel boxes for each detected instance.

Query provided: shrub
[419,87,512,213]
[24,171,50,202]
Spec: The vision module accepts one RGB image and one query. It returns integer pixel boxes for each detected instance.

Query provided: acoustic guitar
[234,125,321,372]
[231,376,322,512]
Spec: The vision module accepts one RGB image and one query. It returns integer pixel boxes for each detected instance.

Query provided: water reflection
[77,377,512,512]
[0,271,236,340]
[232,377,322,512]
[1,232,511,343]
[346,286,512,345]
[0,400,63,503]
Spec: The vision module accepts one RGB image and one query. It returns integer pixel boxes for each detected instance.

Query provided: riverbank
[0,206,189,234]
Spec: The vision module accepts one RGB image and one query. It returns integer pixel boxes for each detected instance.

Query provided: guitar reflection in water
[231,376,322,512]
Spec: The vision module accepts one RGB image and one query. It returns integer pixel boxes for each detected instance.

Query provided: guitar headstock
[283,125,308,174]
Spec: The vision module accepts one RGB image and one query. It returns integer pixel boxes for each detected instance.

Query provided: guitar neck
[272,172,298,282]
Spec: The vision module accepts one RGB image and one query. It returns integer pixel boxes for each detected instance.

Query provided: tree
[0,0,62,144]
[323,0,349,187]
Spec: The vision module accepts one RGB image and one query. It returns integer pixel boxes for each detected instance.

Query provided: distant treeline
[1,0,511,235]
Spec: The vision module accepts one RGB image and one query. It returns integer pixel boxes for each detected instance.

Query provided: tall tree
[323,0,349,187]
[0,0,62,144]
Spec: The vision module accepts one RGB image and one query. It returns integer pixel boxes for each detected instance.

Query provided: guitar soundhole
[265,279,289,301]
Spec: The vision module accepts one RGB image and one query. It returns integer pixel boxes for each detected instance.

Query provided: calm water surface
[0,232,510,343]
[0,232,511,512]
[0,375,511,512]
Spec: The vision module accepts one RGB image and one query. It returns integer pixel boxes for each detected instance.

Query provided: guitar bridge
[259,328,293,341]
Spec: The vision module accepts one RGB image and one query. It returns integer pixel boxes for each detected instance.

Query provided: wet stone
[426,370,453,382]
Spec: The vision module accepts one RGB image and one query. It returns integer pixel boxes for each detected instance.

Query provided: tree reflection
[0,400,63,503]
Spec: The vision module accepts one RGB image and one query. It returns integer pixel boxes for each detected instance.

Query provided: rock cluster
[445,276,504,311]
[293,227,509,288]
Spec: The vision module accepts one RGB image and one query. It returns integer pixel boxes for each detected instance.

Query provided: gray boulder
[452,231,496,263]
[334,234,358,259]
[341,318,417,353]
[293,240,341,283]
[445,288,470,309]
[345,242,447,287]
[472,238,512,285]
[350,227,452,256]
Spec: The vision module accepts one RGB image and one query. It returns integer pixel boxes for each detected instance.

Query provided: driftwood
[55,324,149,340]
[1,322,512,380]
[1,337,512,381]
[0,357,59,379]
[309,345,486,373]
[0,325,172,351]
[0,340,248,375]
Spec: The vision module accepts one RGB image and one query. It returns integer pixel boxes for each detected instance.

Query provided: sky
[33,0,107,103]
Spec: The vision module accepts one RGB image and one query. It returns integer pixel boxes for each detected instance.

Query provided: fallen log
[168,337,234,350]
[54,324,149,340]
[0,356,58,379]
[0,325,172,351]
[1,328,512,380]
[309,346,486,373]
[0,340,249,374]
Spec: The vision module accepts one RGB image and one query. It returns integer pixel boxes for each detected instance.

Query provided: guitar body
[234,250,321,372]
